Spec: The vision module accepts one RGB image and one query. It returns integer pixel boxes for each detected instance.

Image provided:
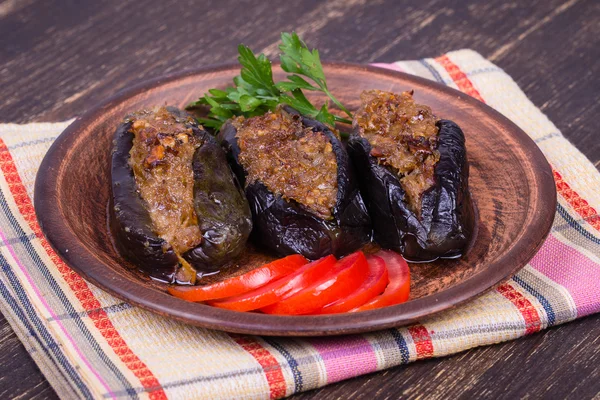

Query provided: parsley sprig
[187,32,352,131]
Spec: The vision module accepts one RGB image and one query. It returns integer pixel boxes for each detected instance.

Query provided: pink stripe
[0,227,116,398]
[308,336,378,383]
[530,234,600,317]
[370,62,405,72]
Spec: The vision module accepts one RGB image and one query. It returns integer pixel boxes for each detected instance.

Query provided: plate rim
[34,62,557,336]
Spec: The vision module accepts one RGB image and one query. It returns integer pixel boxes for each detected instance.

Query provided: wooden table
[1,0,599,398]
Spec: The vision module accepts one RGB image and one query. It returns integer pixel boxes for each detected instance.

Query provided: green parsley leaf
[279,32,326,87]
[275,75,318,92]
[237,45,278,97]
[187,32,353,132]
[238,95,263,112]
[207,89,229,99]
[280,90,319,118]
[315,104,336,127]
[278,32,352,121]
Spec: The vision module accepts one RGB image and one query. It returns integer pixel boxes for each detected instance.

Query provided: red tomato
[351,250,410,312]
[167,254,307,302]
[209,255,336,312]
[316,255,389,314]
[260,251,370,315]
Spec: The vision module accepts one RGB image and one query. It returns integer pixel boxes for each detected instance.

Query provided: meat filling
[128,107,203,255]
[354,90,440,216]
[235,108,338,220]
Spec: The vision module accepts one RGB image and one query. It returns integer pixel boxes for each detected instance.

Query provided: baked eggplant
[218,106,371,260]
[110,106,252,284]
[348,90,474,262]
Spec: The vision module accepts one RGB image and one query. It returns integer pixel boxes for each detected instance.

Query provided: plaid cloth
[0,50,599,399]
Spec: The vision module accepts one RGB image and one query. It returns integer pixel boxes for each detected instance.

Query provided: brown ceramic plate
[34,63,556,336]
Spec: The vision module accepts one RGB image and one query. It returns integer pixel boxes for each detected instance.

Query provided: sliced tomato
[316,255,389,314]
[167,254,307,302]
[260,251,370,315]
[209,255,336,312]
[351,250,410,312]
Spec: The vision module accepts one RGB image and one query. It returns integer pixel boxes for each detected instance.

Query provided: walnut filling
[128,107,203,256]
[235,108,338,220]
[354,90,440,216]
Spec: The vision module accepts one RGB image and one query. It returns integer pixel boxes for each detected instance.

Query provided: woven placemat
[0,49,598,399]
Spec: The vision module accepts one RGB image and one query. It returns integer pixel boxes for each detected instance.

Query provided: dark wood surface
[1,0,598,398]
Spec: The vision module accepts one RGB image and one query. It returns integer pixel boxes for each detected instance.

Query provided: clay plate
[34,63,556,336]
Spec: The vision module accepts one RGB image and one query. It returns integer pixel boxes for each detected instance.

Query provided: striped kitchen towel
[0,49,599,399]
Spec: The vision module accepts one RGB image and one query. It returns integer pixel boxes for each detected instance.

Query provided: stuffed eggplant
[218,106,371,260]
[110,106,252,284]
[348,90,474,262]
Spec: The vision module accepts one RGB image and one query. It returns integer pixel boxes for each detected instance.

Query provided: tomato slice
[209,255,336,312]
[351,250,410,312]
[167,254,308,302]
[260,251,370,315]
[316,255,389,314]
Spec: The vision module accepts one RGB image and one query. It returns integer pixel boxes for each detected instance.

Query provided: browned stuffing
[235,108,338,220]
[354,90,440,216]
[128,107,203,254]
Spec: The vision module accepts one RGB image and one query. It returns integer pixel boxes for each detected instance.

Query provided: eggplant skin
[182,132,252,269]
[348,119,474,262]
[218,108,372,260]
[110,107,252,282]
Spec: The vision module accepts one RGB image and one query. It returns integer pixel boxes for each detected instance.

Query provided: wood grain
[0,0,598,398]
